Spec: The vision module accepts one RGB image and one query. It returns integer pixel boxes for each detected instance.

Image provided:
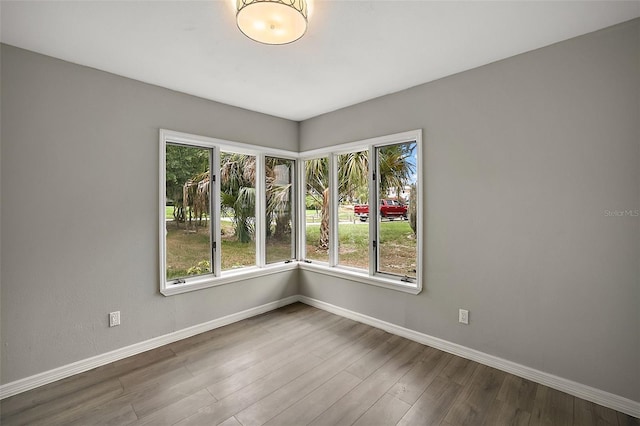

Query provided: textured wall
[0,45,299,384]
[299,20,640,401]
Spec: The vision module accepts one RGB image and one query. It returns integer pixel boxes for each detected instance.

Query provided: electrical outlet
[459,309,469,325]
[109,311,121,327]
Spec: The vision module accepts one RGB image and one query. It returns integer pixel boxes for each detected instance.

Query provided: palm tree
[181,154,294,245]
[378,143,415,198]
[182,170,210,230]
[305,152,370,250]
[337,151,369,200]
[305,157,331,249]
[220,153,256,243]
[265,157,294,240]
[178,145,415,249]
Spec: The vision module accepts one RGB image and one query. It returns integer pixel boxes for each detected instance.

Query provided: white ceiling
[1,1,639,121]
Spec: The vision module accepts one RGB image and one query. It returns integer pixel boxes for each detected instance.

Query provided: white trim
[300,129,423,159]
[161,263,298,296]
[329,154,338,267]
[296,157,306,261]
[369,147,377,274]
[415,130,424,293]
[161,129,298,159]
[212,148,222,276]
[297,296,640,419]
[299,262,421,295]
[256,153,266,268]
[159,131,168,290]
[2,293,638,418]
[0,295,300,400]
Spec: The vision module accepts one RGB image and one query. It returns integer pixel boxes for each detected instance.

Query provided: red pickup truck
[354,199,408,222]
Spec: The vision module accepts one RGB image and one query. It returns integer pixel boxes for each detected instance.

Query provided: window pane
[377,141,417,278]
[304,158,329,263]
[220,151,256,270]
[338,150,369,270]
[266,157,295,264]
[165,144,212,280]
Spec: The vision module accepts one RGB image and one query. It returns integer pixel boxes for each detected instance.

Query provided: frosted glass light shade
[236,0,308,45]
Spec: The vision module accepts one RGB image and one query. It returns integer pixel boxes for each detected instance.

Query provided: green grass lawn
[378,220,417,277]
[167,212,416,280]
[166,225,211,279]
[305,220,416,275]
[166,221,294,279]
[165,206,211,221]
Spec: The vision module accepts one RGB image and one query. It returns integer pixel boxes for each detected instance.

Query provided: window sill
[298,262,422,295]
[160,262,299,296]
[161,261,421,296]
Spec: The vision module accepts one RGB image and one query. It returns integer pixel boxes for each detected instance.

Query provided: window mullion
[290,160,298,261]
[297,159,306,261]
[159,135,168,292]
[212,148,222,277]
[256,153,266,268]
[329,154,339,267]
[368,146,377,277]
[415,136,423,292]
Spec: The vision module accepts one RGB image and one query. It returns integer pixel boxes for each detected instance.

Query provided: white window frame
[160,129,422,296]
[159,129,297,296]
[263,155,298,265]
[299,130,423,295]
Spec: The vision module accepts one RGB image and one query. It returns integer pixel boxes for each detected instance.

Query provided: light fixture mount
[236,0,308,45]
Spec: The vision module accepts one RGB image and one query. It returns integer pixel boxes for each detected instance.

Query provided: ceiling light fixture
[236,0,308,45]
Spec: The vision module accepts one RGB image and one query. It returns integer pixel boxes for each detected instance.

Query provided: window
[160,130,297,295]
[301,130,422,293]
[375,141,418,279]
[220,151,257,271]
[160,129,421,295]
[164,143,213,281]
[265,156,296,264]
[303,158,330,263]
[337,150,370,271]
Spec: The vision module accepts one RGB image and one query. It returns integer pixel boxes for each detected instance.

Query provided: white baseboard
[2,294,638,419]
[0,295,299,400]
[298,295,640,419]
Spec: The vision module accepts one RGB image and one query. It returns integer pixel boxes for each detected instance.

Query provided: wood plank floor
[1,303,638,426]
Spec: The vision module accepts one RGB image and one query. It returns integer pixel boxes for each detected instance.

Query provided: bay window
[160,129,421,295]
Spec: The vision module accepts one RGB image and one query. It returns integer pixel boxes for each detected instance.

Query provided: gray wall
[0,45,299,384]
[300,20,639,402]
